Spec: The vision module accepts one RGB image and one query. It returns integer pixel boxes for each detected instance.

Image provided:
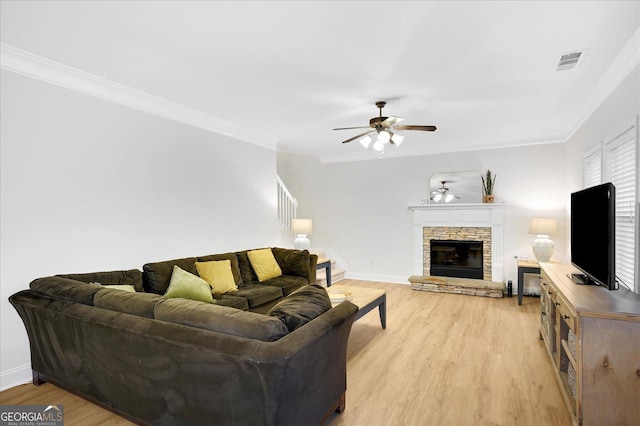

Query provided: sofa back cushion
[30,277,102,306]
[267,284,332,331]
[142,257,197,294]
[272,248,311,280]
[236,250,260,283]
[94,288,162,318]
[57,269,144,292]
[154,298,289,342]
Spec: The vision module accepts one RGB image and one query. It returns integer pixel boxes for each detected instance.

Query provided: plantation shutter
[603,123,637,293]
[582,145,602,188]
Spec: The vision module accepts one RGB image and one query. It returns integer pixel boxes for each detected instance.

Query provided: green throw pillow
[164,265,215,303]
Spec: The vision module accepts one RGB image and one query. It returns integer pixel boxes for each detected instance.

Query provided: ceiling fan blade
[333,126,371,131]
[393,125,437,132]
[340,130,374,144]
[381,116,403,127]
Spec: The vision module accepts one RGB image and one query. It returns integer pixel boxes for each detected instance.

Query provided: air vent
[556,51,582,71]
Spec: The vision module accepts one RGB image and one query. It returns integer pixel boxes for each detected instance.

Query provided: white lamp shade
[359,135,372,149]
[529,218,557,236]
[291,218,312,236]
[377,130,391,144]
[391,133,404,146]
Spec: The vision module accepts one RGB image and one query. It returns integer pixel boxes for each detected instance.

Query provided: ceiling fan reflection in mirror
[431,181,460,203]
[333,101,436,153]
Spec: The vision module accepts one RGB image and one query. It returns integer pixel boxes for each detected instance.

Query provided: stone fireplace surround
[409,204,505,283]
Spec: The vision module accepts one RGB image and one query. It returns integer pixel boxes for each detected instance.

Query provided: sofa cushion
[247,249,283,282]
[236,250,259,283]
[267,284,332,332]
[259,275,309,296]
[143,257,197,294]
[102,284,136,293]
[196,252,243,286]
[58,269,144,292]
[30,277,102,305]
[272,248,311,279]
[154,298,289,342]
[164,266,214,304]
[233,284,283,309]
[195,260,238,294]
[213,293,250,310]
[94,288,162,318]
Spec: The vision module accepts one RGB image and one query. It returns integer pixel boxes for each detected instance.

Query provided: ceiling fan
[431,181,459,203]
[333,101,436,151]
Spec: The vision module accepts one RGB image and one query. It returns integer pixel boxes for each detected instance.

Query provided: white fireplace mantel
[409,203,506,282]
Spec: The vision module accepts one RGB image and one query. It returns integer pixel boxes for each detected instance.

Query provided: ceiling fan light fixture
[359,135,372,149]
[391,133,404,146]
[334,101,436,152]
[445,193,454,203]
[377,130,391,144]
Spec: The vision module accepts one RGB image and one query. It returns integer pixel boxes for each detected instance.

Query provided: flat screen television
[569,182,617,290]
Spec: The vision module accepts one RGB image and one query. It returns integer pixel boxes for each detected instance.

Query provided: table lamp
[529,217,558,262]
[291,218,312,250]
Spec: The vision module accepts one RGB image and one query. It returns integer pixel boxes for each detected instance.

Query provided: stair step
[316,268,345,287]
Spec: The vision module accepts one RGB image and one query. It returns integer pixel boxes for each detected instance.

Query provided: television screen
[570,182,616,290]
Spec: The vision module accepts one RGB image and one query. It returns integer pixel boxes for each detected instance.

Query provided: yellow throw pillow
[247,248,283,282]
[196,260,238,294]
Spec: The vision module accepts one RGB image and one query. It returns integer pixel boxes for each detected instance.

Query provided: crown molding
[0,43,275,150]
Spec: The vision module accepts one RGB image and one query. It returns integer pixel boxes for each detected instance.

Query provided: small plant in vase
[482,170,496,203]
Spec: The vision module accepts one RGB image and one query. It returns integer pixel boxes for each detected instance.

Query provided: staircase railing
[277,175,298,239]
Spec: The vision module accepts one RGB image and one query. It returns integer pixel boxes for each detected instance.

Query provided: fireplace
[430,240,483,279]
[409,204,505,282]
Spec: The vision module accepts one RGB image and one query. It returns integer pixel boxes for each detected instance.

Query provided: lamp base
[532,235,554,262]
[293,234,310,250]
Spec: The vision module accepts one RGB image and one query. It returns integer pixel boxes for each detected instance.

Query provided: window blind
[603,125,636,292]
[582,145,602,188]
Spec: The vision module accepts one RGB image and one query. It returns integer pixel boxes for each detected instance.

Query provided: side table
[317,258,332,287]
[517,259,540,306]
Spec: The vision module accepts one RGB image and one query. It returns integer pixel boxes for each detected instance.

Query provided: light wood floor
[1,280,572,426]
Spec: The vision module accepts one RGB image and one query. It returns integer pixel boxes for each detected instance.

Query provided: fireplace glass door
[430,240,483,279]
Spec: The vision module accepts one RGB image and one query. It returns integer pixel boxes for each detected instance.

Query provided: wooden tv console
[538,262,640,425]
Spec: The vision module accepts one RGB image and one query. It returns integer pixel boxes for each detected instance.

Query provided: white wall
[0,71,282,389]
[278,142,569,284]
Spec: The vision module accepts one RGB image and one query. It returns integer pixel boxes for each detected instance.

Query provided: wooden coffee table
[328,285,386,329]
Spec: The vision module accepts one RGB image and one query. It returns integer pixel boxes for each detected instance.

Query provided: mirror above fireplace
[428,171,482,204]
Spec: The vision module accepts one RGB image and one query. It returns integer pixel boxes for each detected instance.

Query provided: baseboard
[345,272,410,285]
[1,363,32,391]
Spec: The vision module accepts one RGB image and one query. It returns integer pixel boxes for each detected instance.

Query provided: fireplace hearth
[430,240,483,279]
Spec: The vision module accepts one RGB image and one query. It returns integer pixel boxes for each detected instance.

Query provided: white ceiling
[1,1,638,163]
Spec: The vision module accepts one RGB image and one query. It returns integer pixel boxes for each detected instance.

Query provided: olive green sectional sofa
[9,247,359,425]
